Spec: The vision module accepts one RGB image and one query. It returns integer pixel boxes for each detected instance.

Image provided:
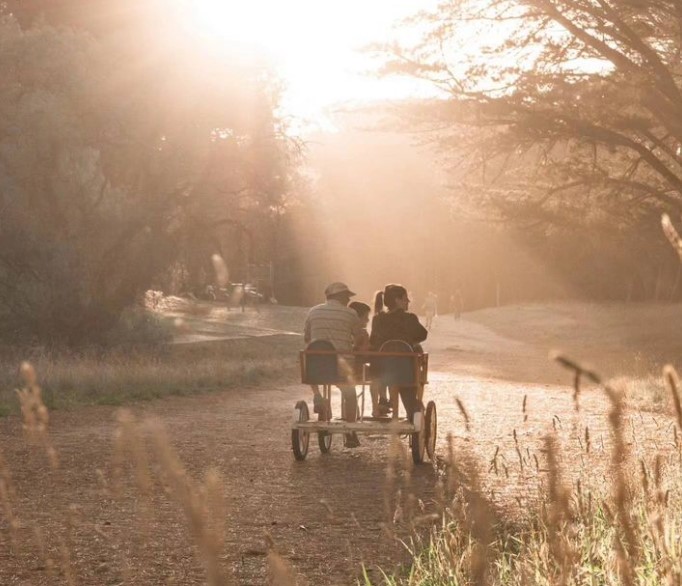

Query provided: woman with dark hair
[370,284,428,420]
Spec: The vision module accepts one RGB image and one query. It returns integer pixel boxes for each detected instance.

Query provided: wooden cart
[291,340,437,464]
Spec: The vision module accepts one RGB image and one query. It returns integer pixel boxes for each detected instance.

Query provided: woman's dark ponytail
[374,291,384,314]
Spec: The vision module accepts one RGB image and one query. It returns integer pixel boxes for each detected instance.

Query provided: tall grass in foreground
[3,363,298,586]
[365,357,682,585]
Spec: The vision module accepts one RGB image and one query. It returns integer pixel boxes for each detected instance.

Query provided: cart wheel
[318,399,332,453]
[292,400,310,461]
[411,402,426,464]
[425,401,437,461]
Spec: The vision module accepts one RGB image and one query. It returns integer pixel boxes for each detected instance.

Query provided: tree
[0,11,300,343]
[377,0,682,297]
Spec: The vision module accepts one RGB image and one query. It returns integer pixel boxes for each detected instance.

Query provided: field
[2,301,682,584]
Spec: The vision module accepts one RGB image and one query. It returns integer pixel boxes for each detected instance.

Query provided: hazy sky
[187,0,439,124]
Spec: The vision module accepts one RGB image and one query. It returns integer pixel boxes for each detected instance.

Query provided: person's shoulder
[306,302,327,316]
[372,312,386,324]
[326,303,358,318]
[308,302,356,317]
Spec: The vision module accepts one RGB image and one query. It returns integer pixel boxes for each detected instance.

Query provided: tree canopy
[0,6,303,344]
[379,0,682,298]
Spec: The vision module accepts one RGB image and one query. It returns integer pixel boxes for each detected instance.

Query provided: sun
[192,0,304,54]
[185,0,437,125]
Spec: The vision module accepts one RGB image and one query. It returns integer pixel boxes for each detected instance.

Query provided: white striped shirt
[304,299,363,352]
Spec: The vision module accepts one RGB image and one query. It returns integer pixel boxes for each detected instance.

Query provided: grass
[366,492,682,584]
[617,374,669,412]
[0,334,301,416]
[362,358,682,585]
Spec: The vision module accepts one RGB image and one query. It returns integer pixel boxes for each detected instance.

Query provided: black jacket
[369,310,428,350]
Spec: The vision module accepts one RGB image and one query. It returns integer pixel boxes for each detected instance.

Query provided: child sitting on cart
[348,301,371,351]
[370,284,428,421]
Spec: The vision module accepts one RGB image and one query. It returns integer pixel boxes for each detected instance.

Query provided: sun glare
[187,0,437,126]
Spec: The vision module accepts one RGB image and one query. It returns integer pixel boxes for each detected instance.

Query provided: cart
[291,340,437,464]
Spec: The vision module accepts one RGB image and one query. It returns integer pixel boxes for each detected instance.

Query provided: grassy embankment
[0,301,306,417]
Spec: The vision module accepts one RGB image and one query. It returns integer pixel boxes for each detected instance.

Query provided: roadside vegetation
[0,335,300,417]
[365,359,682,585]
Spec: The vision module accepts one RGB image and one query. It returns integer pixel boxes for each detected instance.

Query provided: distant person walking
[450,288,463,320]
[423,292,437,330]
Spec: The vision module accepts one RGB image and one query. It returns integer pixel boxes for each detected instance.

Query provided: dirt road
[1,304,679,585]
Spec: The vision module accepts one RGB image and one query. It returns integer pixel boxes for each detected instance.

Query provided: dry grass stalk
[266,549,299,586]
[640,459,649,496]
[383,435,400,531]
[0,444,19,545]
[33,526,55,578]
[604,383,638,586]
[553,354,643,584]
[146,421,229,586]
[264,533,299,586]
[455,398,471,432]
[112,410,152,501]
[522,394,528,422]
[584,426,590,454]
[112,414,230,585]
[552,353,601,385]
[515,445,524,472]
[572,370,581,411]
[662,213,682,259]
[664,365,682,431]
[439,434,496,586]
[211,253,230,287]
[488,446,499,475]
[16,361,58,468]
[654,454,663,496]
[59,536,76,586]
[385,435,416,528]
[543,434,574,585]
[0,474,18,547]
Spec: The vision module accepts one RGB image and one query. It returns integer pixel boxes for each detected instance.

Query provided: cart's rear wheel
[411,402,426,464]
[425,401,437,461]
[318,398,332,453]
[292,400,310,461]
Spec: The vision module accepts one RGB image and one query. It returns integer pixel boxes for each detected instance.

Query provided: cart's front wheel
[411,402,426,464]
[292,400,310,461]
[425,401,437,461]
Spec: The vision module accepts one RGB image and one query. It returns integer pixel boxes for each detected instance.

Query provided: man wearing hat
[304,282,363,447]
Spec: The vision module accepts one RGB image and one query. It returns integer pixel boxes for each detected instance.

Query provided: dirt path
[1,307,679,585]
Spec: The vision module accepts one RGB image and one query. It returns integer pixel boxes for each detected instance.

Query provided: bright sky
[186,0,439,127]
